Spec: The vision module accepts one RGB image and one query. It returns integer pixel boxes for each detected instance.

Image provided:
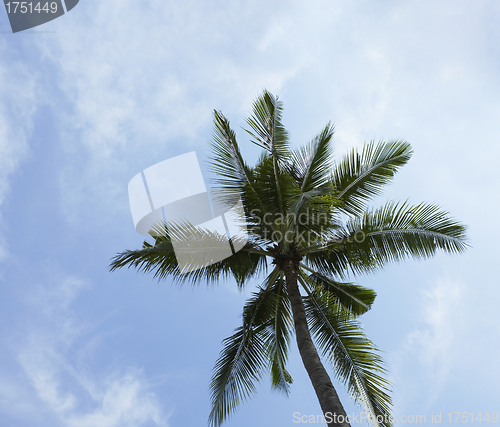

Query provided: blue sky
[1,1,499,426]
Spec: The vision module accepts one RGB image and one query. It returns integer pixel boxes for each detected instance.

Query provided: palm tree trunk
[283,258,351,427]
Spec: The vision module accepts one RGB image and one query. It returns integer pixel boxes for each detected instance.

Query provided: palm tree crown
[110,90,468,427]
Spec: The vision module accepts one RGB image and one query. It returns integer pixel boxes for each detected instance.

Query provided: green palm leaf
[303,200,468,276]
[340,200,469,266]
[245,90,290,216]
[209,324,268,427]
[110,222,267,288]
[288,122,334,192]
[245,90,289,160]
[209,268,284,426]
[300,277,393,427]
[261,275,294,394]
[209,111,267,216]
[300,266,376,316]
[210,110,254,192]
[302,240,374,279]
[332,140,413,215]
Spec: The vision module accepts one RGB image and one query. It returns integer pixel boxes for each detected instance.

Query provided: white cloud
[0,42,38,259]
[0,54,35,203]
[407,279,464,393]
[390,277,466,413]
[31,0,333,225]
[3,275,171,427]
[64,372,169,427]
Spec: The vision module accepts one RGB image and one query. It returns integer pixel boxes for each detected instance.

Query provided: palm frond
[209,111,268,218]
[244,90,289,160]
[209,110,254,192]
[110,222,268,288]
[302,200,468,276]
[261,275,294,394]
[301,240,374,280]
[209,325,268,426]
[288,122,334,192]
[284,185,341,248]
[300,266,376,316]
[332,141,413,215]
[245,90,290,217]
[209,268,282,426]
[242,153,299,242]
[338,200,469,266]
[300,278,393,427]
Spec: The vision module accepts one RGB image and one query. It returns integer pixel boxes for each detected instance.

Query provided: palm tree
[110,90,468,427]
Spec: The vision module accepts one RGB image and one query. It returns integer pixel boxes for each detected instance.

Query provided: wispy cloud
[390,277,466,413]
[31,0,326,225]
[0,56,36,203]
[2,275,171,427]
[0,46,38,259]
[407,279,464,394]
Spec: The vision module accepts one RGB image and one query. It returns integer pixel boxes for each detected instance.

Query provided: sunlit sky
[1,1,499,426]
